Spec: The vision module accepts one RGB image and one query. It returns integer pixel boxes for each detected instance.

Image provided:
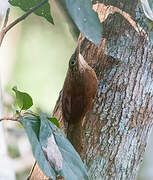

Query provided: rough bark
[29,0,153,179]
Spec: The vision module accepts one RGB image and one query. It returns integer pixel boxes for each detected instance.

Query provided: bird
[61,45,98,153]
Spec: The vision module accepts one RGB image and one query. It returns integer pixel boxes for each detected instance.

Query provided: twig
[0,8,10,46]
[0,116,19,122]
[0,0,48,46]
[5,0,48,34]
[3,8,10,29]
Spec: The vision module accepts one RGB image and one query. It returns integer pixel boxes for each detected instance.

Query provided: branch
[0,0,48,46]
[0,8,10,46]
[3,8,10,29]
[0,116,19,122]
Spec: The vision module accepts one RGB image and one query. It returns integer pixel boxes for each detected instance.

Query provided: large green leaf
[66,0,102,45]
[9,0,54,24]
[141,0,153,21]
[54,130,89,180]
[12,86,33,110]
[57,0,102,45]
[20,113,89,180]
[20,116,56,180]
[39,114,89,180]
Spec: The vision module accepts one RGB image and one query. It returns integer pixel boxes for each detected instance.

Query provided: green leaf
[39,114,89,180]
[141,0,153,21]
[67,0,102,45]
[20,116,56,180]
[12,86,33,110]
[58,0,102,45]
[47,117,60,128]
[54,132,89,180]
[20,113,89,180]
[9,0,54,24]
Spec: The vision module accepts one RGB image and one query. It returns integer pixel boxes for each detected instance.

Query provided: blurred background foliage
[4,6,76,113]
[0,4,153,180]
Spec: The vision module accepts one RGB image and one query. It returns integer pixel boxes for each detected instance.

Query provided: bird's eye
[69,59,77,67]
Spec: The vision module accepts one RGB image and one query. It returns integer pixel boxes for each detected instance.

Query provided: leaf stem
[0,0,48,46]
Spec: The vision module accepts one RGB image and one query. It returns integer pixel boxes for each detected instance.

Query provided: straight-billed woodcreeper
[62,46,98,153]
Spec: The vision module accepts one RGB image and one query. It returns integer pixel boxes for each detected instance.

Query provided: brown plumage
[62,48,98,153]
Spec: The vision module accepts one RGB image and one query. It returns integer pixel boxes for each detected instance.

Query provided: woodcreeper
[62,46,98,153]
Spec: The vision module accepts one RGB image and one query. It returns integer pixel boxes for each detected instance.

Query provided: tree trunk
[29,0,153,179]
